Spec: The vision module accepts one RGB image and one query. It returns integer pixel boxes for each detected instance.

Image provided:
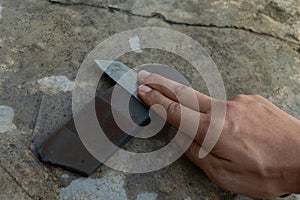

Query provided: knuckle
[166,102,181,115]
[148,90,161,101]
[148,73,161,84]
[226,100,245,113]
[226,100,237,111]
[174,85,188,98]
[148,74,166,90]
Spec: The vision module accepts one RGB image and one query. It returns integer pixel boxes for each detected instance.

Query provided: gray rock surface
[0,0,299,199]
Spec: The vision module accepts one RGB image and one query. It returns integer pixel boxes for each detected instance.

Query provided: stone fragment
[37,76,74,93]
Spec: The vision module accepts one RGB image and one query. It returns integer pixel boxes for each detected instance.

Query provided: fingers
[138,70,212,113]
[138,85,210,143]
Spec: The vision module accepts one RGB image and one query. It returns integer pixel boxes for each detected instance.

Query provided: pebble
[37,76,74,94]
[0,105,17,133]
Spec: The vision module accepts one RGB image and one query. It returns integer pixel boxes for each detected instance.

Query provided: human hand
[137,70,300,198]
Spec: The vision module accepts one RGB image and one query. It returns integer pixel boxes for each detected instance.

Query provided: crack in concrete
[0,164,42,200]
[48,0,299,46]
[150,12,299,45]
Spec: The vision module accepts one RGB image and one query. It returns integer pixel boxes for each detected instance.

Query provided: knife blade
[95,60,141,102]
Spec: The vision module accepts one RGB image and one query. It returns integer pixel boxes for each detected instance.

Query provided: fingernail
[138,70,151,81]
[139,85,152,93]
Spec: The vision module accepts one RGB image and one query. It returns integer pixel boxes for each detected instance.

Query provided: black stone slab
[37,86,150,176]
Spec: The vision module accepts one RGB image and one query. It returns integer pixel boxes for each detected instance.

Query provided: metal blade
[95,60,140,102]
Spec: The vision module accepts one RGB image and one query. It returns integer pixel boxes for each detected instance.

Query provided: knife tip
[95,59,112,71]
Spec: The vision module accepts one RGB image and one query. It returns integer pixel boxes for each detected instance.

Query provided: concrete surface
[0,0,299,199]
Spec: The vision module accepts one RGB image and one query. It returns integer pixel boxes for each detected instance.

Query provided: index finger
[138,70,212,113]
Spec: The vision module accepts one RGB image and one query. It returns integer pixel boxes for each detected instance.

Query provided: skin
[137,70,300,198]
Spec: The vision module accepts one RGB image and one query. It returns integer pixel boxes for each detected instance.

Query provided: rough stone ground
[0,0,299,199]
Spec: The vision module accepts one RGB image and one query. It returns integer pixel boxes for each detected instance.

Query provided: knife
[95,60,141,102]
[95,59,192,100]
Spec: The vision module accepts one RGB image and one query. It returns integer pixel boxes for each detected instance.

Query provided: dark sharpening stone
[37,86,149,176]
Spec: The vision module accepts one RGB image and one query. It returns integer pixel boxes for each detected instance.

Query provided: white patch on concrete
[0,5,3,19]
[129,35,142,53]
[183,197,192,200]
[38,76,74,93]
[0,105,17,133]
[137,192,158,200]
[59,170,127,200]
